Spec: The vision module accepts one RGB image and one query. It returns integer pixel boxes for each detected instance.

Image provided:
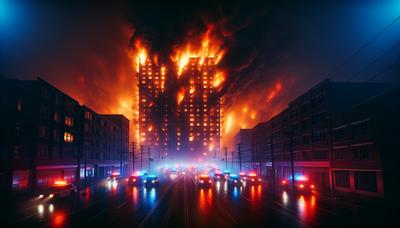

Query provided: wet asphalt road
[3,174,399,227]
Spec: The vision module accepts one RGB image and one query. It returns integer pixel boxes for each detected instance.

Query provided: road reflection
[249,185,263,201]
[51,210,67,227]
[297,194,316,221]
[143,188,157,206]
[198,188,212,213]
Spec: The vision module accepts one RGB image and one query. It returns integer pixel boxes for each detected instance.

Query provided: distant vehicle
[127,173,144,186]
[144,175,159,188]
[247,173,262,184]
[228,174,242,186]
[281,176,315,193]
[223,171,231,178]
[239,172,247,181]
[107,172,121,182]
[37,180,77,202]
[198,174,212,187]
[213,171,226,182]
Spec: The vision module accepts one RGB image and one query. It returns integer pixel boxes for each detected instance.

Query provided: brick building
[0,78,129,193]
[249,79,398,196]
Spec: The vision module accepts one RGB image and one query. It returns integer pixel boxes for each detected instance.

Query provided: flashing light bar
[54,180,67,186]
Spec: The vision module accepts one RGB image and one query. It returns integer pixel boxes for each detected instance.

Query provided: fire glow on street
[1,0,400,227]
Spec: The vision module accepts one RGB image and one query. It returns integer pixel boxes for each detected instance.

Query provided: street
[3,174,399,227]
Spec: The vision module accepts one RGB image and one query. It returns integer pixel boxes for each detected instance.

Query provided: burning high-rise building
[135,26,224,161]
[138,58,168,157]
[175,57,221,160]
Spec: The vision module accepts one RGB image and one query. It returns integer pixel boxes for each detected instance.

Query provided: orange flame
[177,88,185,105]
[213,71,226,88]
[171,25,226,77]
[129,39,149,72]
[222,81,284,148]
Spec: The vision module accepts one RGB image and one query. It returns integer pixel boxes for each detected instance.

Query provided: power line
[328,15,400,78]
[368,58,400,81]
[347,41,400,82]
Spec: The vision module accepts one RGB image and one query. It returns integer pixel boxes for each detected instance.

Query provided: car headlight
[144,180,147,183]
[49,194,54,198]
[234,180,237,183]
[152,180,155,183]
[38,194,44,199]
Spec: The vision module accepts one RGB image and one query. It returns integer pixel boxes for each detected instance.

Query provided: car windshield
[147,176,158,180]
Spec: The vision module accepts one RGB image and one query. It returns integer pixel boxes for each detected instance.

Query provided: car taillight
[282,180,287,184]
[133,179,136,181]
[258,178,261,181]
[311,185,315,189]
[208,180,212,183]
[251,179,255,181]
[49,194,54,198]
[200,180,204,183]
[300,184,304,189]
[38,194,44,199]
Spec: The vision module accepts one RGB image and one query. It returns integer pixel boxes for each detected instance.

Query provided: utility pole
[231,150,234,170]
[288,131,295,191]
[224,147,228,170]
[132,142,136,172]
[119,144,123,176]
[270,134,276,190]
[140,145,143,171]
[148,147,151,171]
[237,143,242,172]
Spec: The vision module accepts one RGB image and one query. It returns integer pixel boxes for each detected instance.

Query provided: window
[312,129,328,142]
[334,148,349,160]
[333,127,346,141]
[313,150,328,160]
[302,151,311,160]
[312,112,326,125]
[39,126,48,138]
[17,99,22,112]
[352,145,371,160]
[64,132,74,143]
[65,101,74,112]
[85,111,93,120]
[15,122,21,136]
[65,116,74,127]
[352,121,369,139]
[41,87,50,99]
[53,129,60,141]
[14,145,20,160]
[354,171,377,192]
[40,106,50,119]
[335,171,350,188]
[37,146,48,158]
[53,112,61,122]
[55,94,62,105]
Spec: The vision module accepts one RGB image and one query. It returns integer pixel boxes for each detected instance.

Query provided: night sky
[1,0,399,146]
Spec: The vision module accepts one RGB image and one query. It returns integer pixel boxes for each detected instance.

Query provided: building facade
[175,57,221,160]
[249,79,399,196]
[0,78,129,193]
[138,59,168,157]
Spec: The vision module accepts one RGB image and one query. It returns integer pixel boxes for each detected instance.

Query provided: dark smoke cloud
[125,0,298,112]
